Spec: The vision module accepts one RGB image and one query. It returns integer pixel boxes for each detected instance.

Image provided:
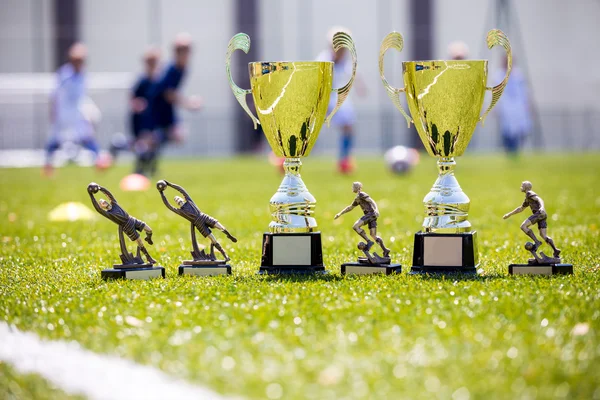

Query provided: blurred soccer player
[139,33,202,176]
[494,56,531,156]
[317,27,366,174]
[117,47,162,173]
[44,43,103,176]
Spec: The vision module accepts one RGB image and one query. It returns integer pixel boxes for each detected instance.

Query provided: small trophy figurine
[335,182,401,275]
[87,182,165,280]
[503,181,572,275]
[157,180,236,275]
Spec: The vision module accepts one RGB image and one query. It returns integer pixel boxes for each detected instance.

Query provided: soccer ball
[384,146,420,174]
[524,242,535,251]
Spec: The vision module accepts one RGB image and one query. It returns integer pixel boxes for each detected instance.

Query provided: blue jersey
[130,75,155,137]
[149,63,186,129]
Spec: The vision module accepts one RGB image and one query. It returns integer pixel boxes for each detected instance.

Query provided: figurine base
[179,262,232,276]
[259,232,324,275]
[411,231,479,274]
[341,262,401,275]
[101,265,165,280]
[258,266,327,275]
[508,263,573,276]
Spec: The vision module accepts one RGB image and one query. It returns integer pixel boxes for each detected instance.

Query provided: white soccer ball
[384,146,420,174]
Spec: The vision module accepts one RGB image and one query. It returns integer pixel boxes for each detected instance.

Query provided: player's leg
[76,118,100,157]
[143,224,153,245]
[208,233,229,261]
[44,123,62,175]
[133,132,155,175]
[147,125,172,176]
[136,237,156,264]
[339,124,354,174]
[539,224,560,258]
[370,226,390,257]
[214,222,237,243]
[520,217,542,250]
[353,218,373,249]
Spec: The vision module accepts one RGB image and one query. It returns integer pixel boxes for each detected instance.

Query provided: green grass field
[1,153,599,399]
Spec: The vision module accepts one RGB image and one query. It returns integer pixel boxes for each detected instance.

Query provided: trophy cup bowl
[379,29,512,273]
[226,32,357,273]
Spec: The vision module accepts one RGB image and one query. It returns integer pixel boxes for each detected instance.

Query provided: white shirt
[52,63,87,123]
[493,67,532,136]
[316,49,355,109]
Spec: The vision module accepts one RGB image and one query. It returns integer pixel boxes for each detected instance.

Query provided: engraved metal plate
[272,236,311,265]
[181,267,229,276]
[125,269,162,280]
[423,236,462,266]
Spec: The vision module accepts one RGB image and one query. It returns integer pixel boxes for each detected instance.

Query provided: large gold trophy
[226,32,357,274]
[379,29,512,274]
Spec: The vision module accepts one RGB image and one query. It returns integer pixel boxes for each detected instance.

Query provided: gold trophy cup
[379,29,512,273]
[226,32,357,273]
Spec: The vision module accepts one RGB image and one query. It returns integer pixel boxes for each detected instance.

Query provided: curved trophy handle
[325,32,357,127]
[226,33,260,129]
[480,29,512,125]
[379,32,412,128]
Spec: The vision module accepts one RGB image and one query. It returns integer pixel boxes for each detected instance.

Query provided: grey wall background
[1,0,599,154]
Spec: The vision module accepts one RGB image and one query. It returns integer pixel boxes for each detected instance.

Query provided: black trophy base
[341,262,402,275]
[259,232,324,275]
[411,231,479,275]
[179,261,232,276]
[101,264,165,280]
[509,263,573,276]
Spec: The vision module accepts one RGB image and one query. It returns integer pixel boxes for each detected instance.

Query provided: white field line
[0,322,229,400]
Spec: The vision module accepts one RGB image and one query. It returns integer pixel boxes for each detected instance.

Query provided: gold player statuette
[226,31,357,274]
[336,182,402,275]
[379,29,512,274]
[504,181,572,275]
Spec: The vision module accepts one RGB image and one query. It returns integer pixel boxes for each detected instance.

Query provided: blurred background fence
[1,0,599,158]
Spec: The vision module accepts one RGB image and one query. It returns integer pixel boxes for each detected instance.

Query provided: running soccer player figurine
[157,180,236,263]
[503,181,565,267]
[335,182,391,265]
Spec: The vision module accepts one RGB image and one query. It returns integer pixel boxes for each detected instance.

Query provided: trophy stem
[422,157,471,233]
[269,157,317,233]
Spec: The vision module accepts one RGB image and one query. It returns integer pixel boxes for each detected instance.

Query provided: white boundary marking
[0,322,228,400]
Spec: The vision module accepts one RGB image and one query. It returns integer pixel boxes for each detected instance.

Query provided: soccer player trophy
[87,182,165,280]
[503,181,573,275]
[226,32,357,274]
[157,180,237,276]
[379,29,512,274]
[336,182,401,275]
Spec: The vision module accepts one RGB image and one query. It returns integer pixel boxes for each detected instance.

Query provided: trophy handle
[379,32,412,128]
[226,33,260,129]
[480,29,512,125]
[325,32,357,127]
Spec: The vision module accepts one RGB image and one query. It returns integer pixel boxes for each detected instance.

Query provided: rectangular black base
[179,264,231,276]
[260,232,323,274]
[509,263,573,275]
[101,266,165,280]
[341,263,401,275]
[411,231,479,274]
